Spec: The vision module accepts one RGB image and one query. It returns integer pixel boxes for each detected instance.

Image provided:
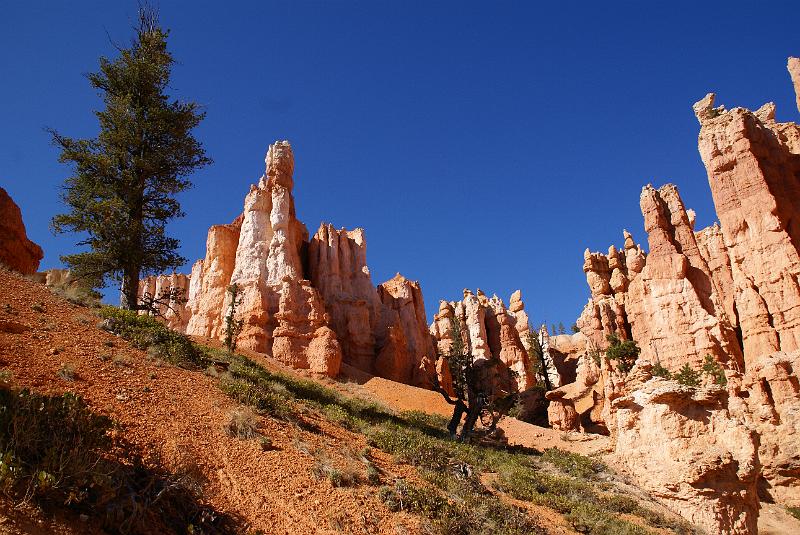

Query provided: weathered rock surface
[139,141,445,381]
[137,273,192,332]
[138,142,341,376]
[308,224,379,371]
[729,350,800,506]
[0,187,43,275]
[559,58,800,525]
[375,273,437,386]
[613,378,760,535]
[789,57,800,114]
[695,92,800,362]
[184,219,243,338]
[430,289,536,393]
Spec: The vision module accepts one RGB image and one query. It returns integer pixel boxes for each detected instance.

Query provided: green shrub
[566,503,648,535]
[0,388,111,501]
[674,363,700,387]
[788,506,800,520]
[651,362,672,379]
[605,334,641,373]
[99,306,206,369]
[541,448,606,480]
[218,375,293,420]
[380,478,540,534]
[701,355,727,386]
[0,385,237,533]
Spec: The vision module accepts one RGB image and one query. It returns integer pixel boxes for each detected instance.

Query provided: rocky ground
[0,267,423,534]
[1,267,799,534]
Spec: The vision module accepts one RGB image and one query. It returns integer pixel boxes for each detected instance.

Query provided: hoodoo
[546,57,800,533]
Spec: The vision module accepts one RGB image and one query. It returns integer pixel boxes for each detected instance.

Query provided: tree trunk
[120,266,140,310]
[448,400,466,439]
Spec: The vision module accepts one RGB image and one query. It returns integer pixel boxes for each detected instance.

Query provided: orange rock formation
[0,187,43,275]
[551,58,800,531]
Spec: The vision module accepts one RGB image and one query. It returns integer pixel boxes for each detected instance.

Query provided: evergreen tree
[674,363,701,387]
[605,333,641,373]
[526,330,552,391]
[701,354,727,386]
[223,283,244,353]
[49,7,211,309]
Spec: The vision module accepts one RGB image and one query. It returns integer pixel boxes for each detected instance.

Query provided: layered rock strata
[613,377,760,535]
[139,141,440,383]
[553,59,800,528]
[0,187,43,275]
[429,289,536,393]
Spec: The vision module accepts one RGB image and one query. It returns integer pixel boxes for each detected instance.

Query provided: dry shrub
[224,406,260,439]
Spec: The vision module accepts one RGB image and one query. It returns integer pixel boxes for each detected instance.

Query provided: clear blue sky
[2,2,799,326]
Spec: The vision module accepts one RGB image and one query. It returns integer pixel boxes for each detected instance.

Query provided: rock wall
[308,224,380,371]
[375,274,438,386]
[137,273,192,332]
[429,289,536,393]
[0,187,43,275]
[613,378,760,535]
[139,141,443,383]
[556,58,800,526]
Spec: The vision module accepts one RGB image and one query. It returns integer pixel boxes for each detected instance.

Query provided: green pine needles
[652,355,727,387]
[605,333,640,373]
[223,283,244,353]
[49,7,211,309]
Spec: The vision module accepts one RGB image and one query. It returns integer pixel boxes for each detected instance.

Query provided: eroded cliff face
[138,141,442,383]
[555,58,800,529]
[0,187,43,275]
[137,273,192,332]
[429,289,536,393]
[375,274,438,386]
[308,224,380,371]
[138,141,341,376]
[613,378,761,535]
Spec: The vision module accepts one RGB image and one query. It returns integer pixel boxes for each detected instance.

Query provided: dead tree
[429,316,516,441]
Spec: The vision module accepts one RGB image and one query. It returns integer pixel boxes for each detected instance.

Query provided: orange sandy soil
[2,267,799,535]
[0,268,423,534]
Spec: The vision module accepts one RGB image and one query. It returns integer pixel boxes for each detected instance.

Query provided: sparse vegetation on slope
[99,303,698,534]
[0,385,237,534]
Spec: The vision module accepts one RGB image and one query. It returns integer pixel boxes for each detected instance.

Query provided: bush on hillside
[99,306,206,368]
[0,385,237,533]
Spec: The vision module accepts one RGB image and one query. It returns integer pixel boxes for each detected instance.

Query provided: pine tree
[526,330,552,391]
[605,333,640,373]
[223,283,244,353]
[674,363,701,387]
[49,7,211,309]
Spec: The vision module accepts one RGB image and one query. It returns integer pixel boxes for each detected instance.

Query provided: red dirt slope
[0,268,421,534]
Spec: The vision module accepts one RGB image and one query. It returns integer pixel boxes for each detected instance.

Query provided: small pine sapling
[674,363,700,387]
[605,333,641,373]
[701,354,727,386]
[223,283,244,353]
[651,362,672,379]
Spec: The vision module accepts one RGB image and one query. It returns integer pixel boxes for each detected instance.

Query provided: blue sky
[2,1,799,326]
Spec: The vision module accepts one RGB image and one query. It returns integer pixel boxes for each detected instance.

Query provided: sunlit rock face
[0,187,43,275]
[613,378,760,535]
[429,289,537,393]
[137,273,192,332]
[138,140,447,382]
[308,224,380,371]
[558,59,800,525]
